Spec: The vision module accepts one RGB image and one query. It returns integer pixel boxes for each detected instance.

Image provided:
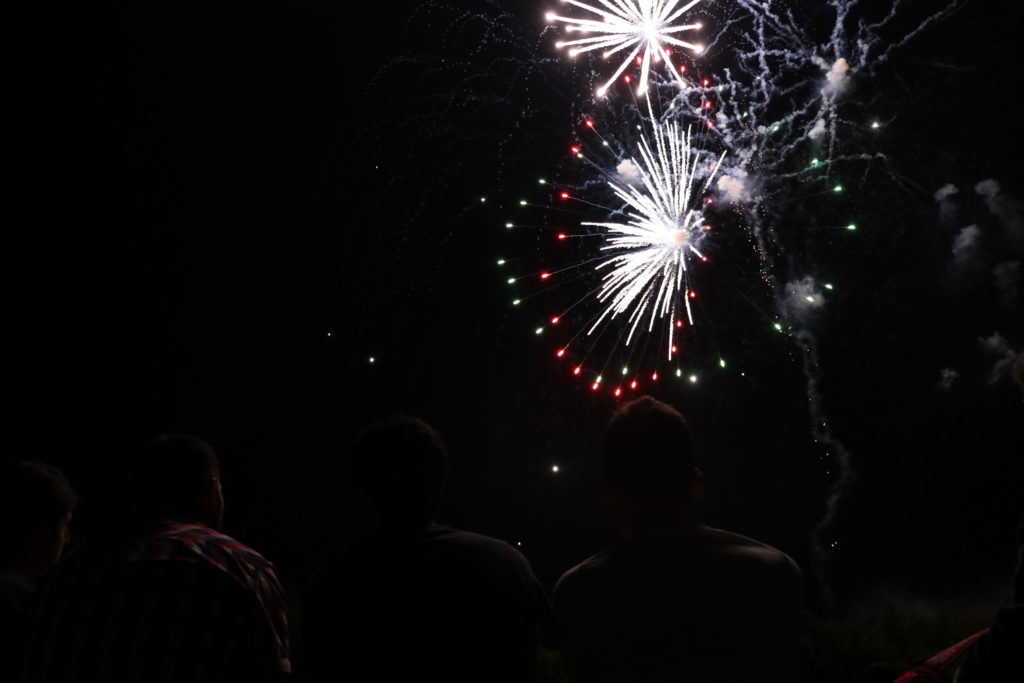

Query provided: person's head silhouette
[133,434,224,530]
[0,461,77,579]
[602,396,704,537]
[347,416,448,534]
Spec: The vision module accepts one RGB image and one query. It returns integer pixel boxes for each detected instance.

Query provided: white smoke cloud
[781,276,826,321]
[937,368,959,391]
[823,57,850,94]
[979,332,1020,385]
[952,224,981,266]
[993,261,1021,311]
[974,178,1000,198]
[975,179,1024,242]
[809,118,827,141]
[934,184,959,202]
[615,158,641,187]
[717,174,747,202]
[934,183,958,224]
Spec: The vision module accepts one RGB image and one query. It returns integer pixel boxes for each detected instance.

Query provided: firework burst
[585,115,725,359]
[546,0,705,96]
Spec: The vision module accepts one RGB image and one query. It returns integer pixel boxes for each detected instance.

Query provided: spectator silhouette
[0,461,76,681]
[303,416,549,682]
[553,396,803,683]
[954,351,1024,682]
[27,434,290,682]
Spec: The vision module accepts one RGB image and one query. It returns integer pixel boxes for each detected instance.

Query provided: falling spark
[547,0,705,96]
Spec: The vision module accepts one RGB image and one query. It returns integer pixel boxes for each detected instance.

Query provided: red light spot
[585,120,594,128]
[614,387,622,397]
[704,197,714,205]
[706,120,715,129]
[703,100,713,109]
[556,348,565,357]
[560,192,570,199]
[679,65,686,73]
[652,372,659,381]
[702,78,710,87]
[551,316,560,325]
[704,224,712,231]
[689,290,697,299]
[665,48,672,56]
[574,366,582,376]
[557,233,567,240]
[570,146,580,154]
[630,380,638,390]
[701,256,709,263]
[541,272,551,280]
[676,320,683,328]
[624,75,632,83]
[671,345,678,354]
[636,56,643,65]
[592,382,600,391]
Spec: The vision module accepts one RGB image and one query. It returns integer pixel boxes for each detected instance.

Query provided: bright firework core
[547,0,704,96]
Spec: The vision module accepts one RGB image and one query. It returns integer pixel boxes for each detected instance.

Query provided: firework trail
[652,0,964,606]
[542,0,964,605]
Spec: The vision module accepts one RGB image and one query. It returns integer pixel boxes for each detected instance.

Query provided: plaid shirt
[28,519,290,682]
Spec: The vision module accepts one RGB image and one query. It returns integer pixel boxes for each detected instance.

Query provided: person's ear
[689,468,704,505]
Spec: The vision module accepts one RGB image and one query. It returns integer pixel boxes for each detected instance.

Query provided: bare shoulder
[699,526,802,581]
[553,547,611,599]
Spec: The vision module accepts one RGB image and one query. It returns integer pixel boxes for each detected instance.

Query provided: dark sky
[9,0,1023,611]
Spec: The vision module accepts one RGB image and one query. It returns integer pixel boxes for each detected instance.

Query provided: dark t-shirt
[303,523,549,682]
[554,523,802,683]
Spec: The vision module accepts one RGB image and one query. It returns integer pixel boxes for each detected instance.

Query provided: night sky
[9,0,1023,612]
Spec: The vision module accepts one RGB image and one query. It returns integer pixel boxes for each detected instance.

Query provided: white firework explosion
[546,0,705,96]
[585,117,725,358]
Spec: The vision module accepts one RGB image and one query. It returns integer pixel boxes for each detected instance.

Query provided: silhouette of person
[303,416,549,682]
[0,461,76,680]
[553,396,803,683]
[954,351,1024,682]
[27,434,290,682]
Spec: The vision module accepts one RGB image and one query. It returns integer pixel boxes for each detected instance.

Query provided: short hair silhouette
[348,416,448,529]
[134,434,219,521]
[602,396,696,503]
[0,461,77,567]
